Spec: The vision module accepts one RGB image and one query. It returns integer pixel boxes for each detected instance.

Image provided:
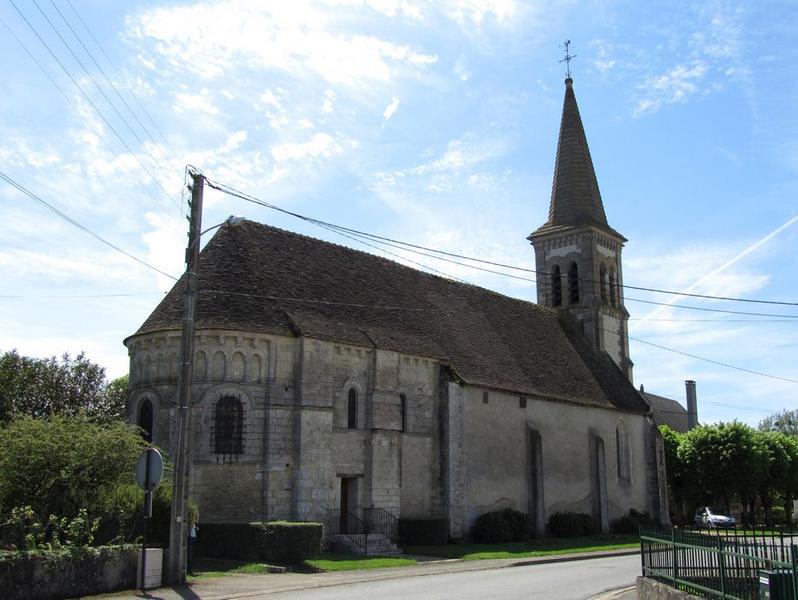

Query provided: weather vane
[560,40,576,78]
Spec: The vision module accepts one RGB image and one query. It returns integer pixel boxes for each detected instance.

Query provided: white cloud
[441,0,516,25]
[634,62,708,117]
[127,2,438,86]
[383,97,400,120]
[174,89,219,115]
[271,133,346,162]
[322,89,336,114]
[454,59,470,81]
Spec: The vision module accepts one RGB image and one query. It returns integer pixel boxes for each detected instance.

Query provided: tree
[756,431,792,524]
[759,409,798,437]
[659,425,687,522]
[0,415,146,520]
[679,422,768,517]
[0,350,127,424]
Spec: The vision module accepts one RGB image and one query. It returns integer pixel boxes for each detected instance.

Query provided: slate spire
[540,77,609,232]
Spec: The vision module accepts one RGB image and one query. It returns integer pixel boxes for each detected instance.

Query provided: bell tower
[528,76,633,381]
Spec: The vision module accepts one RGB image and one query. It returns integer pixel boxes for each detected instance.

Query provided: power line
[629,335,798,385]
[204,176,798,308]
[629,318,798,323]
[0,292,163,298]
[28,0,180,187]
[625,297,798,319]
[6,0,181,215]
[45,0,183,176]
[0,14,181,223]
[0,170,178,281]
[202,287,797,385]
[63,0,178,159]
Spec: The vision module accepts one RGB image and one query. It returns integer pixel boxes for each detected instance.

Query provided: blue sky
[1,0,797,426]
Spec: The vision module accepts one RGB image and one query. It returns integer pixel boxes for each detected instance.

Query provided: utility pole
[167,171,204,584]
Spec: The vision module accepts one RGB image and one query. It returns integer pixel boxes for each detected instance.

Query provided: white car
[694,506,736,528]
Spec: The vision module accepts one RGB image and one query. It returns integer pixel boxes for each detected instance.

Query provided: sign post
[136,447,164,591]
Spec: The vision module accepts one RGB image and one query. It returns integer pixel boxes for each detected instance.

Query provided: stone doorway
[339,477,359,534]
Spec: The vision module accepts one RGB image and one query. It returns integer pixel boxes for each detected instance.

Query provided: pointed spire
[533,78,614,237]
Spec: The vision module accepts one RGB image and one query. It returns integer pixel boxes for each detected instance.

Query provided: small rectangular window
[519,397,527,409]
[482,390,489,404]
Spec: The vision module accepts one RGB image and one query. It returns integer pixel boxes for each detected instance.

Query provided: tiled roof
[531,78,624,240]
[642,391,689,432]
[132,219,648,414]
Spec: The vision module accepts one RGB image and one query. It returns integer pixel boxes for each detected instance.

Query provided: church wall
[126,329,302,523]
[458,385,650,535]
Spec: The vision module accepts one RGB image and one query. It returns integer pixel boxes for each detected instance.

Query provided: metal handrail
[640,525,798,600]
[364,507,399,543]
[327,509,368,553]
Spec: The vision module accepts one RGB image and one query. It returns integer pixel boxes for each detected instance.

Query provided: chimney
[685,380,698,429]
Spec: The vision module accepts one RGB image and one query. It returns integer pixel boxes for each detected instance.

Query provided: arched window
[347,389,358,429]
[609,269,617,307]
[568,262,580,304]
[138,399,153,443]
[214,396,243,455]
[600,264,608,303]
[399,393,407,432]
[616,421,631,483]
[551,265,562,307]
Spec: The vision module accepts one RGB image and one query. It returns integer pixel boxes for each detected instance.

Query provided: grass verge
[188,557,275,579]
[403,535,639,560]
[305,553,417,572]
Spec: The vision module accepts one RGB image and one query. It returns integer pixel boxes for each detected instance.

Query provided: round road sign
[136,447,164,491]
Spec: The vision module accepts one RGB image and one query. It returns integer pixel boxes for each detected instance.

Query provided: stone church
[125,77,669,538]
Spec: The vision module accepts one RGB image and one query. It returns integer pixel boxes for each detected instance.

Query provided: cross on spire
[560,40,576,79]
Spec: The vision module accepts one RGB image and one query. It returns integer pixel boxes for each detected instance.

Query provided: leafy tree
[659,425,687,522]
[759,409,798,437]
[756,431,794,524]
[679,421,768,516]
[0,350,127,424]
[0,416,146,520]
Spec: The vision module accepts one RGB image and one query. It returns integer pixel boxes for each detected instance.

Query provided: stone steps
[330,533,403,556]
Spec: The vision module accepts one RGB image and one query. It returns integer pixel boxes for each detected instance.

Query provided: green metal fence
[640,526,798,600]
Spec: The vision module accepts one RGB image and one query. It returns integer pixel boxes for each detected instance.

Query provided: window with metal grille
[213,396,243,455]
[568,262,580,304]
[138,399,153,443]
[551,265,562,306]
[347,388,357,429]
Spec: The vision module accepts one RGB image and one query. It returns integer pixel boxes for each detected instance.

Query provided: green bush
[196,521,322,564]
[546,511,596,537]
[610,509,654,534]
[398,518,449,545]
[470,509,529,543]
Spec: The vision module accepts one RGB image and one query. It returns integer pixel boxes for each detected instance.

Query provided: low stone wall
[637,576,703,600]
[0,546,137,600]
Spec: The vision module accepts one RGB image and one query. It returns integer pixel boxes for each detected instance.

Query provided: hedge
[546,511,596,537]
[470,509,529,543]
[0,545,136,600]
[195,521,322,564]
[398,518,449,545]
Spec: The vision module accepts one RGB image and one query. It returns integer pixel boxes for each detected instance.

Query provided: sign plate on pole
[136,447,164,491]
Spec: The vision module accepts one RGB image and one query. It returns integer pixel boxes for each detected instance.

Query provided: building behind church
[124,77,670,539]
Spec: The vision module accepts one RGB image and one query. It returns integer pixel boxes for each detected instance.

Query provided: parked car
[694,506,736,528]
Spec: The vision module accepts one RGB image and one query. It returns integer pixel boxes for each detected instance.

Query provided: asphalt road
[263,555,641,600]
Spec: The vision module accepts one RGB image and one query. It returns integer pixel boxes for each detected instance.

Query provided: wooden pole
[167,172,203,584]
